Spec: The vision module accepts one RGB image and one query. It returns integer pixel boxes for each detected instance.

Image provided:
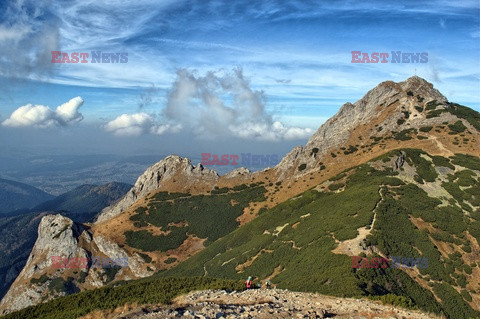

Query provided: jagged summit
[273,76,474,179]
[96,155,220,223]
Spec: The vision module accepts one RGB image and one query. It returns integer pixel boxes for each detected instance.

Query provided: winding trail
[332,186,385,256]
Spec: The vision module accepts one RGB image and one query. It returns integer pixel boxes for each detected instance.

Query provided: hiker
[245,276,253,289]
[265,280,271,289]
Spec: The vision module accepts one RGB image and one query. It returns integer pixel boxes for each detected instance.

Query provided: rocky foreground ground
[112,289,441,319]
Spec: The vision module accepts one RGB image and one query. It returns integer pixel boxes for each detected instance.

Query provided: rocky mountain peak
[274,76,452,177]
[95,155,219,223]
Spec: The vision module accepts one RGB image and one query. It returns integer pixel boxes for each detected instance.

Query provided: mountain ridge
[1,76,479,317]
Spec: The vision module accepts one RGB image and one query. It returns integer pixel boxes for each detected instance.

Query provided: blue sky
[0,0,479,158]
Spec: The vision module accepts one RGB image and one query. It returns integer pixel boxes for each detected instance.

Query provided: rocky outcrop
[273,76,454,177]
[93,235,153,278]
[223,167,251,179]
[96,155,219,223]
[0,214,88,313]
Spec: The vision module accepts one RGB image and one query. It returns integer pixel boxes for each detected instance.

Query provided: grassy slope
[123,184,267,252]
[163,149,480,319]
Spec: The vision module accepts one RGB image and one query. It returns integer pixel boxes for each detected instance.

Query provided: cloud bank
[104,113,181,137]
[2,97,84,128]
[105,69,313,141]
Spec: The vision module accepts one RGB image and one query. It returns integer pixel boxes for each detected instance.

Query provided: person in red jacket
[245,276,253,289]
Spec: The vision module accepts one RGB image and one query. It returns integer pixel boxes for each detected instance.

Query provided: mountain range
[1,76,479,319]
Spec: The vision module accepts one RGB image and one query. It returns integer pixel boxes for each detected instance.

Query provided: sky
[0,0,479,161]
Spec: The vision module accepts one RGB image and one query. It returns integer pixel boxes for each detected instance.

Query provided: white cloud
[2,97,84,128]
[161,68,312,141]
[104,68,314,141]
[104,113,181,136]
[104,113,153,136]
[229,121,313,141]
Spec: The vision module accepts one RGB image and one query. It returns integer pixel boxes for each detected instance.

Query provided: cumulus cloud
[2,97,84,128]
[104,113,181,136]
[104,68,313,140]
[162,68,312,141]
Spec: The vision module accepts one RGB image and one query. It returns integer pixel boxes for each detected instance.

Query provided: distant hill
[32,182,132,220]
[0,178,54,215]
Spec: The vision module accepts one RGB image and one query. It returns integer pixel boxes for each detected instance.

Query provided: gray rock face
[96,155,219,223]
[93,235,153,278]
[274,76,452,177]
[0,214,88,313]
[223,167,252,179]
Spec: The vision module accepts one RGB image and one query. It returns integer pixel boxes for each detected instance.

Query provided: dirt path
[332,187,384,256]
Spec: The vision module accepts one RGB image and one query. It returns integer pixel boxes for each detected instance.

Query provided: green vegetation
[16,148,480,319]
[125,228,188,252]
[211,186,229,194]
[343,145,358,155]
[162,149,480,318]
[407,91,414,96]
[415,106,424,113]
[48,277,77,294]
[431,156,454,169]
[446,103,480,132]
[104,266,122,283]
[433,283,479,319]
[328,183,344,191]
[451,154,480,170]
[128,184,266,250]
[138,252,152,263]
[403,149,438,182]
[78,271,88,284]
[30,274,49,285]
[329,172,347,182]
[298,163,307,171]
[425,100,441,110]
[4,277,242,319]
[164,257,177,264]
[396,119,405,125]
[448,121,467,134]
[419,126,432,133]
[393,129,417,141]
[427,109,446,118]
